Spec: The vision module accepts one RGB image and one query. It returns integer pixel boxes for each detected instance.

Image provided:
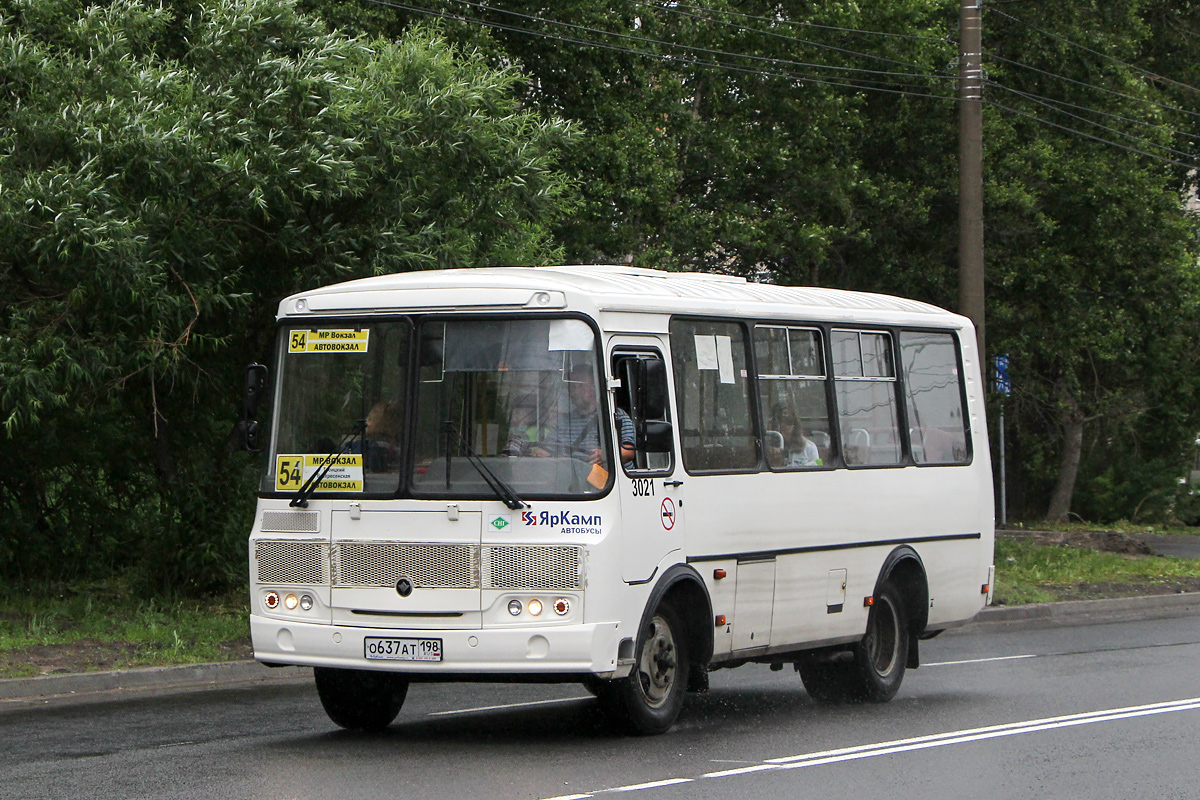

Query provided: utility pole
[958,0,985,359]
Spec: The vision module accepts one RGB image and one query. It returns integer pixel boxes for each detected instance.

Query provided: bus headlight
[527,599,543,617]
[508,599,523,616]
[284,593,299,610]
[299,594,314,611]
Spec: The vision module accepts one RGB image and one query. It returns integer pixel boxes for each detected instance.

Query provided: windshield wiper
[289,420,366,508]
[441,421,528,510]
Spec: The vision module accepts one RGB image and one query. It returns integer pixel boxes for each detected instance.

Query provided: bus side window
[900,331,971,465]
[832,330,902,467]
[754,325,832,470]
[614,353,674,474]
[669,319,757,472]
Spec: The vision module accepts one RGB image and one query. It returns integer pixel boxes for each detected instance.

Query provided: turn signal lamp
[863,596,875,607]
[264,591,280,610]
[553,598,570,616]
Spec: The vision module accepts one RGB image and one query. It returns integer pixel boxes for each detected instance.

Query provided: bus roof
[280,265,966,328]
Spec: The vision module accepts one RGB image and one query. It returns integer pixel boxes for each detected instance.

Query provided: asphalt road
[2,613,1198,800]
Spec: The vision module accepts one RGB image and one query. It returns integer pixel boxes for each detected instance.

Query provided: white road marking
[923,654,1037,666]
[610,779,693,792]
[537,696,1200,799]
[428,695,587,717]
[765,697,1200,769]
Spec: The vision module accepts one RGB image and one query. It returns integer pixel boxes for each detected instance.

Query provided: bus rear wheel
[314,667,409,731]
[597,601,689,735]
[799,579,909,704]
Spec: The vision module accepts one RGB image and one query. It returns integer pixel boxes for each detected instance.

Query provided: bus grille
[255,540,329,585]
[256,541,585,591]
[332,542,480,589]
[260,510,320,533]
[483,545,583,590]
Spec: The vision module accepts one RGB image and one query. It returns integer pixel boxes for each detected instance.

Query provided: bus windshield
[264,316,611,499]
[412,317,611,498]
[264,320,412,496]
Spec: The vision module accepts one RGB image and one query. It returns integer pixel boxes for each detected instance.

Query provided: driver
[508,364,635,465]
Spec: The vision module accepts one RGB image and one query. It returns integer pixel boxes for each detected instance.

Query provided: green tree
[0,0,577,589]
[981,1,1200,522]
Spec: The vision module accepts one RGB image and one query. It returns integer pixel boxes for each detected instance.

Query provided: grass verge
[993,536,1200,605]
[0,580,250,680]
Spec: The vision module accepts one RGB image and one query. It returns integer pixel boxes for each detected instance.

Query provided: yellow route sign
[276,454,364,493]
[288,329,370,354]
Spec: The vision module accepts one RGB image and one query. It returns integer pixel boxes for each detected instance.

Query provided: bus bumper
[250,615,627,678]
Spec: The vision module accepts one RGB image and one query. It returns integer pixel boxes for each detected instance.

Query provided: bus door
[610,343,681,584]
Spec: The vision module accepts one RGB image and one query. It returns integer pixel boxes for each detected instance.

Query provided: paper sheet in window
[715,335,735,384]
[548,319,593,351]
[694,335,718,370]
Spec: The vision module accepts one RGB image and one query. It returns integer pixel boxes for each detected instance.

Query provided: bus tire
[799,580,909,704]
[314,667,409,732]
[599,601,689,735]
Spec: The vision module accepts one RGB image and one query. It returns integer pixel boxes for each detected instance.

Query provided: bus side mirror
[634,359,672,453]
[637,359,669,420]
[642,421,673,453]
[239,363,268,452]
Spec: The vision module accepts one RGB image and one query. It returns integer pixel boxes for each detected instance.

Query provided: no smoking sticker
[660,498,676,530]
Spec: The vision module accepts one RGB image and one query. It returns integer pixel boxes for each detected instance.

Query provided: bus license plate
[364,637,443,662]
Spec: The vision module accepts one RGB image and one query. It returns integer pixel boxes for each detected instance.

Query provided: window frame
[669,316,761,476]
[753,324,836,472]
[898,327,975,467]
[830,327,907,469]
[612,347,676,478]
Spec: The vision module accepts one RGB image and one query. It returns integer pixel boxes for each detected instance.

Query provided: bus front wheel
[799,579,909,704]
[314,667,409,731]
[597,601,689,735]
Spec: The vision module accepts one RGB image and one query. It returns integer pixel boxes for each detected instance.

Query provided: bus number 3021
[631,478,655,497]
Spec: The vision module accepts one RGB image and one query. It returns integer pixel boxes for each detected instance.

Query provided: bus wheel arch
[876,546,930,640]
[598,564,712,734]
[651,564,715,673]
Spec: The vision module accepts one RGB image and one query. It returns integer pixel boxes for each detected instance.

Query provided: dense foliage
[2,0,1199,591]
[0,0,576,589]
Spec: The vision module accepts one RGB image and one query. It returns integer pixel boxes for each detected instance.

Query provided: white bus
[242,265,995,734]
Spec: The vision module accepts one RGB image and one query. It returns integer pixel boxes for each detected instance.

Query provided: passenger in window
[772,408,821,467]
[363,401,403,471]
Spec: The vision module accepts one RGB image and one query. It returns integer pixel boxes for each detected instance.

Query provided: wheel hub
[638,616,678,706]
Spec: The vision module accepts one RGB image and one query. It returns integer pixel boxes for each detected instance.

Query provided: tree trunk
[1046,404,1085,522]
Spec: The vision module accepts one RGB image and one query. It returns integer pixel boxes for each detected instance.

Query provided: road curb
[3,592,1198,705]
[0,659,309,705]
[968,591,1200,628]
